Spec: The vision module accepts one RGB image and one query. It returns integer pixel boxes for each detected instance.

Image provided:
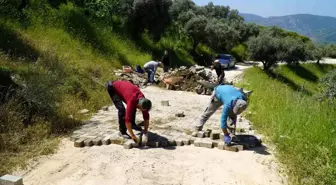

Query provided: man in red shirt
[106,80,152,143]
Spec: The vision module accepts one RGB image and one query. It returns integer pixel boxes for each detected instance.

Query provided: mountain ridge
[240,13,336,44]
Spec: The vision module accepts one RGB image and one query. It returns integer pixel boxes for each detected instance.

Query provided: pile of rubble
[113,65,218,91]
[159,65,218,91]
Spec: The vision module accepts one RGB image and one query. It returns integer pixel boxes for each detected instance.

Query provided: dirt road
[15,65,286,185]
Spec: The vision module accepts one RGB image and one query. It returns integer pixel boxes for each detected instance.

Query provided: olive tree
[247,33,282,70]
[184,15,208,52]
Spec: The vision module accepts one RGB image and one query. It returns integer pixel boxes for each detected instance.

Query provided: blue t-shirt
[214,85,245,129]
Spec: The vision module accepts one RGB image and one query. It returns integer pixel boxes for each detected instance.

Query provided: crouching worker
[195,85,247,145]
[106,80,152,144]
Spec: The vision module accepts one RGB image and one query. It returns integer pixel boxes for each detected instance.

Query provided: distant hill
[240,13,336,44]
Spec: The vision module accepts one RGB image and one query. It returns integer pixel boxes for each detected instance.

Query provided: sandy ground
[14,64,286,185]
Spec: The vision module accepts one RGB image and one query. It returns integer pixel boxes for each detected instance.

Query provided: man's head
[214,60,219,64]
[157,61,164,67]
[164,50,168,55]
[233,99,247,115]
[138,98,152,111]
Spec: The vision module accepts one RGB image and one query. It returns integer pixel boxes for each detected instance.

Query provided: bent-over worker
[143,60,163,84]
[195,85,247,145]
[106,80,152,144]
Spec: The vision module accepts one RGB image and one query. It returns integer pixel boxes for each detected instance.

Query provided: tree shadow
[247,145,271,155]
[314,63,336,74]
[0,23,39,62]
[233,134,271,155]
[266,70,313,96]
[134,131,177,150]
[287,65,318,82]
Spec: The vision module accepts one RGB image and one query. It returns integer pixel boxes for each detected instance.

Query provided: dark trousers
[163,65,169,72]
[106,81,137,134]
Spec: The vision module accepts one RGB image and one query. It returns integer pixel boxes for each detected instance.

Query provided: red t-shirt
[112,80,150,122]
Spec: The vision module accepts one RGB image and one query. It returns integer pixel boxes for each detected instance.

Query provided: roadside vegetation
[1,0,336,183]
[240,64,336,185]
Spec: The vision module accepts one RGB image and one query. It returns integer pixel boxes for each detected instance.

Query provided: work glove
[230,119,236,126]
[224,134,232,145]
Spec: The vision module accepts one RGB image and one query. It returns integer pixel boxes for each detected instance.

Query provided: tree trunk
[192,41,198,53]
[317,59,320,64]
[19,0,28,11]
[262,61,269,71]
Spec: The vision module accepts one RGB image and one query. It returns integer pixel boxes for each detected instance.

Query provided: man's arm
[125,101,138,141]
[142,110,150,133]
[220,104,231,135]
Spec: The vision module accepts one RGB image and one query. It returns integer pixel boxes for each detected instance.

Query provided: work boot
[119,132,131,139]
[194,125,203,132]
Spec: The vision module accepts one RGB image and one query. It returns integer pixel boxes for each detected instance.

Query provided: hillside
[240,13,336,44]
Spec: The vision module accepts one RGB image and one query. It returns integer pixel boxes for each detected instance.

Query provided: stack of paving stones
[0,174,23,185]
[72,127,261,152]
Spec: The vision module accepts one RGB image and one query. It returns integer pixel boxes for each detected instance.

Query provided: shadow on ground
[0,23,40,62]
[287,65,318,82]
[266,70,313,96]
[134,131,177,150]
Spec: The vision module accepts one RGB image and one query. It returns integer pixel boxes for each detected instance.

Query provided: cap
[139,98,152,111]
[214,60,219,63]
[233,99,247,115]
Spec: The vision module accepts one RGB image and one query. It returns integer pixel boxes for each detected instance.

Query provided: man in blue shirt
[195,85,248,145]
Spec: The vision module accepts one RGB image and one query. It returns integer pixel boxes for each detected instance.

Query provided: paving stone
[191,132,198,137]
[235,145,244,151]
[167,139,176,146]
[81,134,97,139]
[175,138,184,146]
[212,140,219,148]
[102,136,111,145]
[73,130,85,135]
[217,141,239,152]
[224,145,239,152]
[0,174,23,185]
[205,129,212,137]
[70,134,80,142]
[200,139,213,149]
[217,141,225,150]
[197,131,205,138]
[93,137,103,146]
[220,133,224,140]
[123,140,133,149]
[194,139,202,147]
[181,138,190,145]
[161,100,170,106]
[110,135,125,145]
[210,132,220,140]
[189,136,196,144]
[74,138,86,148]
[84,139,94,147]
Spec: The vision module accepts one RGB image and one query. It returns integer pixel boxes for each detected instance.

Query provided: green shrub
[230,44,247,62]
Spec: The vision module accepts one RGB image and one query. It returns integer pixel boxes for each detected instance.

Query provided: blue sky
[192,0,336,18]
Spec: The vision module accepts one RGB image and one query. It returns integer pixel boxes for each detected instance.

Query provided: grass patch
[240,64,336,185]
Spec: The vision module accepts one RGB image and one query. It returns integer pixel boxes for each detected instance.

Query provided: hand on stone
[132,136,140,144]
